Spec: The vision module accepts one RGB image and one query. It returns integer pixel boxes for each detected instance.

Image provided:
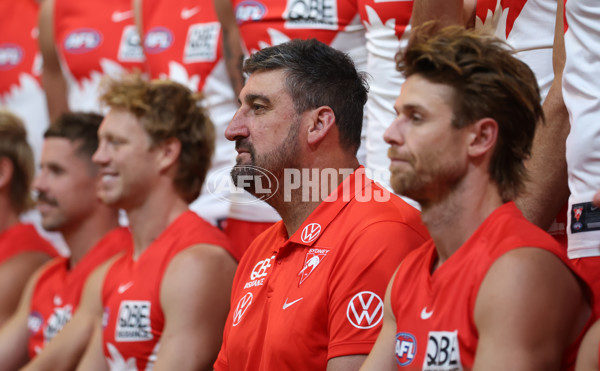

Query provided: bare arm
[132,0,144,41]
[359,270,399,371]
[39,0,69,121]
[213,0,245,97]
[153,244,237,371]
[515,0,569,229]
[0,252,51,326]
[0,264,48,369]
[22,256,119,371]
[575,319,600,371]
[473,248,590,370]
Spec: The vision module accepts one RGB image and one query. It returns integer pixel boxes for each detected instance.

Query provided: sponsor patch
[27,311,43,334]
[144,27,173,54]
[235,0,267,23]
[43,305,73,343]
[118,25,144,62]
[63,29,102,54]
[183,22,220,63]
[423,330,462,370]
[571,202,600,234]
[232,292,253,326]
[283,0,338,30]
[300,223,321,243]
[115,300,153,342]
[346,291,384,329]
[396,332,417,367]
[244,254,274,289]
[298,248,329,285]
[0,44,23,71]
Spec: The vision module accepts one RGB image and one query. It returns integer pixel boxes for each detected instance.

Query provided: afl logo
[144,27,173,54]
[63,29,102,54]
[395,332,417,366]
[0,44,23,71]
[300,223,321,243]
[235,0,267,23]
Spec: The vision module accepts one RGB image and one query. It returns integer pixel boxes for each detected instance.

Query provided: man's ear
[306,106,336,146]
[0,157,14,189]
[156,138,182,172]
[467,118,498,158]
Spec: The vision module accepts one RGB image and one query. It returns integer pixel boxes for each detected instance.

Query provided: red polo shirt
[215,167,429,370]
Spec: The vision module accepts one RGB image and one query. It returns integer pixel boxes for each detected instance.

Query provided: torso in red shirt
[28,227,131,357]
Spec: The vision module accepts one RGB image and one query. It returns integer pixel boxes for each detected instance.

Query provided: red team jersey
[53,0,144,112]
[27,227,130,357]
[391,202,585,370]
[0,0,48,163]
[101,211,233,370]
[232,0,366,55]
[0,224,57,266]
[215,168,429,370]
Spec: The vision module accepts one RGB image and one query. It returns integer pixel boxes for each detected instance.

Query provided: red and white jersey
[53,0,144,113]
[27,227,130,357]
[357,0,418,208]
[0,223,57,266]
[232,0,367,67]
[475,0,555,99]
[101,211,232,370]
[0,0,48,165]
[563,0,600,258]
[391,202,584,370]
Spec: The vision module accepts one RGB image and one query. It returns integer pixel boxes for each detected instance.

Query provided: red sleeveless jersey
[101,211,233,370]
[391,202,586,370]
[53,0,144,112]
[27,227,131,357]
[0,224,57,266]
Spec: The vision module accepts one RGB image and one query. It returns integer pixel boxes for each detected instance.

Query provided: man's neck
[273,161,359,238]
[0,195,19,233]
[126,188,189,260]
[64,210,119,268]
[420,175,503,272]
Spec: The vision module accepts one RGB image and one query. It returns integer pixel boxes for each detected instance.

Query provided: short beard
[231,119,301,200]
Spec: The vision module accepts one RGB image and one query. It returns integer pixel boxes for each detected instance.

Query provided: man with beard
[0,112,129,369]
[22,74,237,371]
[214,39,429,371]
[360,25,591,370]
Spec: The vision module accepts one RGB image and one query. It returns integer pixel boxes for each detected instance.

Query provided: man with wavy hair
[361,25,592,370]
[23,74,237,371]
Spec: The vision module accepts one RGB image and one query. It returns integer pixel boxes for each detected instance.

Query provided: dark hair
[44,112,104,160]
[0,110,35,213]
[100,73,215,203]
[244,38,369,154]
[397,24,543,201]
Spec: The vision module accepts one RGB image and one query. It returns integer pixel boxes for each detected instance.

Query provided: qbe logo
[0,44,23,71]
[115,300,153,342]
[283,0,338,30]
[64,29,102,54]
[396,332,417,366]
[235,0,267,23]
[423,330,462,370]
[144,27,173,54]
[118,25,144,62]
[346,291,384,329]
[232,292,253,326]
[183,22,220,63]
